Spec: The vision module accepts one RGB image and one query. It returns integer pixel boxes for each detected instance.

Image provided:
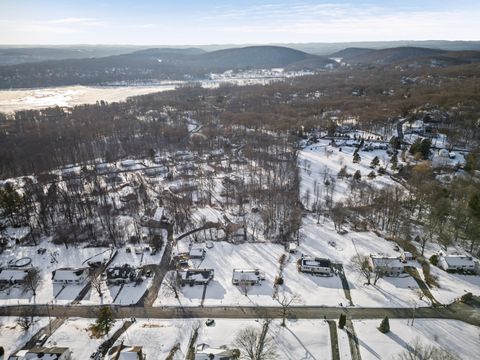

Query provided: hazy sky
[1,0,479,45]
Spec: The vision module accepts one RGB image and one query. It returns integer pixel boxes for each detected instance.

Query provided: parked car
[205,319,215,326]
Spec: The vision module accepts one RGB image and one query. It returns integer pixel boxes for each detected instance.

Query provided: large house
[370,255,404,277]
[439,255,476,273]
[178,268,214,286]
[9,347,72,360]
[232,269,266,285]
[51,267,89,285]
[106,264,139,285]
[195,343,236,360]
[0,267,34,287]
[299,256,332,275]
[106,344,144,360]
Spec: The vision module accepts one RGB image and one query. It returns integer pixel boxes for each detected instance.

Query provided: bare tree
[396,338,459,360]
[163,271,180,299]
[22,268,41,302]
[234,322,277,360]
[90,276,104,303]
[276,292,302,326]
[351,254,373,285]
[16,316,33,332]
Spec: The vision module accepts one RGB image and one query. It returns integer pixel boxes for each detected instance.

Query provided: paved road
[1,301,478,326]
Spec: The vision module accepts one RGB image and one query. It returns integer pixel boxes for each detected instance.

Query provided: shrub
[429,254,439,266]
[460,292,473,303]
[378,316,390,333]
[275,276,284,285]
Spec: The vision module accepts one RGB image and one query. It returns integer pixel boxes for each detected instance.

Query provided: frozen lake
[0,77,281,113]
[0,84,178,113]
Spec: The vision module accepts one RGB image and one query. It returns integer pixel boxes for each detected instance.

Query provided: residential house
[106,344,144,360]
[106,264,138,285]
[400,252,414,262]
[299,256,332,275]
[9,347,72,360]
[370,255,404,276]
[439,255,476,273]
[189,247,206,260]
[288,242,298,254]
[232,269,266,285]
[0,267,34,287]
[195,343,236,360]
[178,268,214,286]
[51,267,89,285]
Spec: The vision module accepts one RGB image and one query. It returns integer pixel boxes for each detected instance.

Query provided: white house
[299,256,332,275]
[195,344,236,360]
[21,347,72,360]
[51,267,89,285]
[439,255,476,272]
[178,268,214,286]
[400,251,414,262]
[0,267,33,286]
[106,344,144,360]
[370,255,404,276]
[232,269,266,285]
[189,247,206,260]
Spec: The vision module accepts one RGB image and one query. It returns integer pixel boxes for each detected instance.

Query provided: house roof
[179,268,214,281]
[25,347,70,360]
[195,344,233,360]
[52,267,87,281]
[232,269,265,281]
[441,255,475,267]
[0,267,31,281]
[301,257,331,268]
[370,255,403,268]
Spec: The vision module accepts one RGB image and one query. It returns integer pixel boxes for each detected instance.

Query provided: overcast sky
[1,0,479,45]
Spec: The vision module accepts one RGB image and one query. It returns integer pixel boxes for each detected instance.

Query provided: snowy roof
[179,268,214,281]
[189,248,205,257]
[370,255,403,268]
[232,269,265,281]
[0,267,31,281]
[301,256,331,268]
[25,347,70,360]
[52,267,88,281]
[107,345,142,360]
[195,344,233,360]
[441,255,475,267]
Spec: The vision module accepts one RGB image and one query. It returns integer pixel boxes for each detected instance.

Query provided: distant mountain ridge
[329,46,480,66]
[0,46,337,89]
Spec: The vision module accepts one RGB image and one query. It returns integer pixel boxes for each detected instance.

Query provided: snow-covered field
[353,319,480,360]
[0,85,178,112]
[0,316,48,358]
[299,141,397,204]
[44,317,124,359]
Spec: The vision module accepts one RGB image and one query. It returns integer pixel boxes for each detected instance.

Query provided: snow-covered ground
[354,319,480,360]
[0,85,178,112]
[0,316,48,358]
[44,317,124,360]
[299,141,397,204]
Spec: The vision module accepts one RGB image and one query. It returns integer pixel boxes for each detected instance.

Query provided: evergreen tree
[370,156,380,168]
[94,306,115,335]
[338,314,346,329]
[378,316,390,333]
[368,171,376,179]
[353,152,361,163]
[353,170,361,181]
[390,153,398,170]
